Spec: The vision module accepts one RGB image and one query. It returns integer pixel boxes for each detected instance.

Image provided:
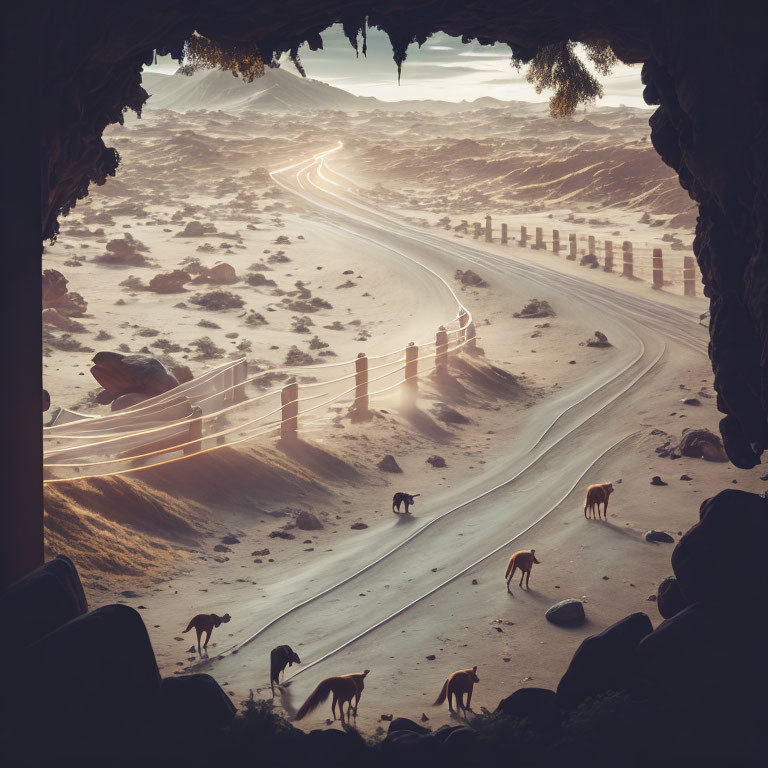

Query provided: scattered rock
[250,549,270,557]
[190,263,238,285]
[350,522,368,530]
[583,331,612,348]
[681,397,701,406]
[645,530,675,543]
[95,234,151,266]
[377,454,402,473]
[380,714,393,721]
[426,455,446,468]
[269,531,295,540]
[650,476,668,486]
[545,599,585,627]
[220,536,240,545]
[420,713,429,722]
[175,221,217,238]
[147,270,190,294]
[514,299,554,318]
[426,655,436,661]
[245,272,277,288]
[680,474,693,481]
[296,511,323,531]
[454,269,487,287]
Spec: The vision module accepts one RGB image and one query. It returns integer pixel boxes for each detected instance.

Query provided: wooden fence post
[535,226,545,250]
[485,215,493,243]
[652,248,664,289]
[604,240,614,272]
[354,352,369,416]
[466,322,477,352]
[622,241,634,278]
[520,225,528,247]
[404,341,418,392]
[184,405,203,456]
[683,255,696,296]
[473,222,482,239]
[459,310,469,345]
[568,233,577,260]
[501,223,508,245]
[552,229,560,255]
[232,359,247,403]
[280,376,298,441]
[435,326,449,373]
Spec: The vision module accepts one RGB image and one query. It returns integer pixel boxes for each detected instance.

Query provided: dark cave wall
[41,0,768,470]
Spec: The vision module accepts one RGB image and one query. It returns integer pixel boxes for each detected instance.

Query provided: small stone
[680,474,693,481]
[421,713,429,722]
[650,476,668,486]
[645,530,675,543]
[426,655,436,661]
[380,714,393,721]
[214,544,232,553]
[377,454,402,473]
[251,549,270,557]
[351,522,368,530]
[221,535,240,545]
[648,595,657,602]
[545,599,585,626]
[681,397,701,406]
[426,455,447,468]
[471,579,478,585]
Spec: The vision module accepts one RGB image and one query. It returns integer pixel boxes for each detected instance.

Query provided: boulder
[496,687,559,730]
[426,455,447,468]
[671,489,768,604]
[90,352,179,403]
[190,262,238,285]
[296,511,323,530]
[584,331,612,348]
[387,717,431,736]
[159,673,236,732]
[0,555,87,656]
[110,392,150,412]
[678,428,728,462]
[545,599,586,626]
[556,613,653,709]
[377,454,402,473]
[656,577,689,619]
[645,530,675,543]
[147,269,190,293]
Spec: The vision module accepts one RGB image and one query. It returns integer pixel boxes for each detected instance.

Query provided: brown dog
[434,667,479,715]
[183,613,231,655]
[584,482,614,519]
[294,670,370,724]
[270,645,301,695]
[505,549,540,591]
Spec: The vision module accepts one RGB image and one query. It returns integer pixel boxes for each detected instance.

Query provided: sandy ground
[42,80,766,738]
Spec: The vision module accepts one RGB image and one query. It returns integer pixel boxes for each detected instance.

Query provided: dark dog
[270,644,301,694]
[392,492,420,515]
[182,613,230,656]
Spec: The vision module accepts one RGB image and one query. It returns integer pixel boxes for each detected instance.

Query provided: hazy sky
[147,24,648,108]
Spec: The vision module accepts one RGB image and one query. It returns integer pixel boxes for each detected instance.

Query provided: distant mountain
[141,68,383,112]
[141,68,557,115]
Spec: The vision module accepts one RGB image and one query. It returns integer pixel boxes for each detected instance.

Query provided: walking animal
[584,482,614,520]
[392,492,420,515]
[182,612,231,655]
[294,670,370,724]
[270,644,301,695]
[434,667,480,715]
[505,549,540,591]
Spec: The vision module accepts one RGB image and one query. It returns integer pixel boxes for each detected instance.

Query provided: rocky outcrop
[147,269,191,293]
[296,510,323,530]
[90,351,179,404]
[677,428,728,462]
[42,269,87,316]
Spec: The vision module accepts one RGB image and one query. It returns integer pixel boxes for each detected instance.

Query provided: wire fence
[43,307,476,484]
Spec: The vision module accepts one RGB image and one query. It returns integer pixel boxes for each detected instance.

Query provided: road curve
[196,145,707,718]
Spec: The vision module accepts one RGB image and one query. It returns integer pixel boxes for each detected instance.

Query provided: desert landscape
[41,66,764,735]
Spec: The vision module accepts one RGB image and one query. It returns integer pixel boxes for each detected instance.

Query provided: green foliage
[513,40,617,118]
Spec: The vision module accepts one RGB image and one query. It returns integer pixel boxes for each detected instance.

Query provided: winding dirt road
[196,144,709,728]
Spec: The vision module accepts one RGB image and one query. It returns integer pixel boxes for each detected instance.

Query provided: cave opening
[2,3,768,762]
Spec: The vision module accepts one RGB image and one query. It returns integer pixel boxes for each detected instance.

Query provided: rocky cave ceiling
[42,0,768,470]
